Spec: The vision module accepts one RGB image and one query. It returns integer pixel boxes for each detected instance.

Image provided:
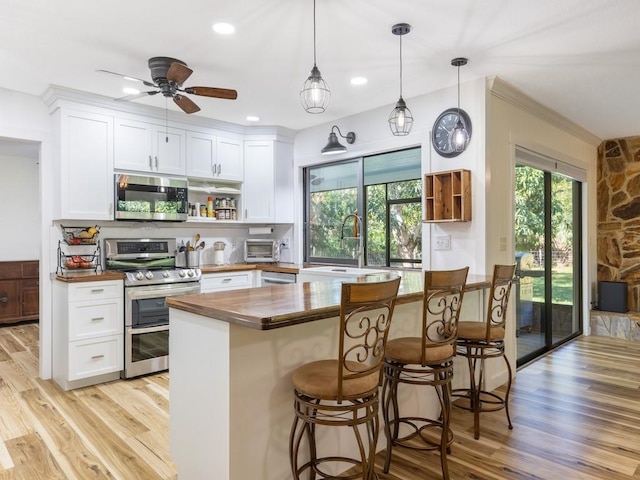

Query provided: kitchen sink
[297,266,387,283]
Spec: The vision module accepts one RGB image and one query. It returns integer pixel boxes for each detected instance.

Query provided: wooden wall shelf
[424,169,471,222]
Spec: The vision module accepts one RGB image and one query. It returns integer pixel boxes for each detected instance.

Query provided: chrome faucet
[340,213,364,268]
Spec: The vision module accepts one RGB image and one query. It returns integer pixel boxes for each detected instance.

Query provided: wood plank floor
[0,323,639,479]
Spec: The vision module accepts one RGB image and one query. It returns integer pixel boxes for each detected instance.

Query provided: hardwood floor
[0,323,639,479]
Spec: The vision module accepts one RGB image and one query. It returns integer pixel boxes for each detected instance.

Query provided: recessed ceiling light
[213,22,235,34]
[123,87,140,95]
[350,77,368,86]
[246,116,260,122]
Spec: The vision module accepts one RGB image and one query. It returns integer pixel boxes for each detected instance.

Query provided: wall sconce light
[389,23,413,136]
[300,0,330,114]
[321,125,356,155]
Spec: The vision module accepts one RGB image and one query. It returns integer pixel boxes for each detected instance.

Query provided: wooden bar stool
[381,267,469,480]
[289,276,401,480]
[452,264,516,439]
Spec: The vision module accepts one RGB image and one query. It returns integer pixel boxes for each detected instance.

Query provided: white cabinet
[53,279,124,391]
[200,271,257,293]
[114,117,186,176]
[186,133,243,182]
[243,140,294,223]
[56,109,114,220]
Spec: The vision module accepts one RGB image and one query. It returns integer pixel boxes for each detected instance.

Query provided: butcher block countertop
[166,271,491,330]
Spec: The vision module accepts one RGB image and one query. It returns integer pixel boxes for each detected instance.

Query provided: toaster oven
[244,239,280,263]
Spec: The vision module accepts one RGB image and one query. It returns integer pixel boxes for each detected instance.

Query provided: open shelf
[424,169,471,222]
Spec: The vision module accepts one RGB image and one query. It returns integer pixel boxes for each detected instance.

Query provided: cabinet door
[186,131,216,179]
[217,137,243,182]
[243,141,274,223]
[22,279,39,318]
[114,118,154,172]
[274,140,294,223]
[0,280,20,322]
[59,111,114,220]
[154,127,186,175]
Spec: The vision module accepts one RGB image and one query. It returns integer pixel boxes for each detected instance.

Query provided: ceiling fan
[97,56,238,114]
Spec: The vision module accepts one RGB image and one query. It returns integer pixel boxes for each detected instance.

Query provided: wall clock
[431,108,472,158]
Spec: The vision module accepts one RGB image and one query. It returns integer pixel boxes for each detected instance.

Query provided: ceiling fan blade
[183,86,238,100]
[174,94,200,114]
[114,90,159,102]
[167,62,193,85]
[96,69,156,87]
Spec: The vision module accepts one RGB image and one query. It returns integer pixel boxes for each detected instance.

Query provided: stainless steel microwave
[114,174,188,221]
[245,239,280,263]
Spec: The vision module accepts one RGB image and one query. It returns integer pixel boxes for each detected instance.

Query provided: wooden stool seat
[381,267,469,480]
[452,264,516,440]
[289,276,401,480]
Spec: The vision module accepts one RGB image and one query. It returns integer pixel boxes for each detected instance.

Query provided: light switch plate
[434,235,451,250]
[281,237,290,249]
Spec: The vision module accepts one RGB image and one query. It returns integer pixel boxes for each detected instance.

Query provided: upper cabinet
[55,109,114,221]
[243,140,293,223]
[114,118,186,176]
[186,133,243,182]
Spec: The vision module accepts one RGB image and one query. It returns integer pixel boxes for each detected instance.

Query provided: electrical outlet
[434,235,451,251]
[281,237,291,249]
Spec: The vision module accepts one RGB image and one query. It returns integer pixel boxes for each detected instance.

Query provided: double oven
[104,238,201,378]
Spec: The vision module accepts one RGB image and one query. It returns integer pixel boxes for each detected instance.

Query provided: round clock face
[431,108,472,158]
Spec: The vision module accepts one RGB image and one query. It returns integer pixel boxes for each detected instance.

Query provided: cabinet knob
[0,296,7,303]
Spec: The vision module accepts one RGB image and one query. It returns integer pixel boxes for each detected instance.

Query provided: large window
[304,148,422,268]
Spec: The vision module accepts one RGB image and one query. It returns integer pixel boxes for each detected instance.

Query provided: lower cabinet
[200,270,258,293]
[0,261,39,325]
[53,279,123,391]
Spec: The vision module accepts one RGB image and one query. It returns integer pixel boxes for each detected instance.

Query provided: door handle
[148,155,153,169]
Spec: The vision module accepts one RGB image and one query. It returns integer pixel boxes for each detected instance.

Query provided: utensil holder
[187,251,200,268]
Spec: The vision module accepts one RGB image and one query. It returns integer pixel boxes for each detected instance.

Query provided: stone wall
[598,136,640,311]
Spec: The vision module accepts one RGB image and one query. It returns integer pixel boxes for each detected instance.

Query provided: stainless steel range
[104,238,201,378]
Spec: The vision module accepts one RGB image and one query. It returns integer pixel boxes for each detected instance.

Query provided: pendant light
[451,57,470,152]
[321,125,356,155]
[388,23,413,136]
[300,0,330,114]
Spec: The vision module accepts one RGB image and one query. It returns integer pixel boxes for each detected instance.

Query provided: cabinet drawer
[68,335,123,380]
[68,299,123,340]
[68,281,122,302]
[201,272,252,292]
[22,262,39,278]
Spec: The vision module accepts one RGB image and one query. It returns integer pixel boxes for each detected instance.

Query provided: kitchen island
[167,271,491,480]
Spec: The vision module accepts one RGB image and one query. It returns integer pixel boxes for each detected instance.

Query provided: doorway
[514,149,583,367]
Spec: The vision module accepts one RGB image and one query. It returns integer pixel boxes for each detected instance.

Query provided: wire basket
[60,225,100,245]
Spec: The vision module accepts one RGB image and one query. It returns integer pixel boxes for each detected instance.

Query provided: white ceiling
[1,0,639,141]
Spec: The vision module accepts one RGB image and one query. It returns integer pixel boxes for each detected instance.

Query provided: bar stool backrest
[484,264,517,340]
[337,276,402,403]
[421,267,469,366]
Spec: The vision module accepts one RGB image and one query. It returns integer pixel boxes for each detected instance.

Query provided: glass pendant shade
[301,65,330,114]
[389,97,413,136]
[452,118,469,152]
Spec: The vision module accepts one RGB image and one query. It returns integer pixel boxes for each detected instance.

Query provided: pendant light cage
[300,0,330,114]
[451,57,470,152]
[389,23,412,136]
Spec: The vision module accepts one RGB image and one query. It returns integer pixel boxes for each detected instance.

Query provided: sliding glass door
[514,158,582,367]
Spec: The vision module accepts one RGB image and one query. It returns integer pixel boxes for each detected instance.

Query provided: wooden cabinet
[243,140,294,223]
[424,169,471,222]
[56,109,114,220]
[0,261,39,324]
[200,271,257,293]
[114,117,186,176]
[186,133,243,182]
[52,279,124,391]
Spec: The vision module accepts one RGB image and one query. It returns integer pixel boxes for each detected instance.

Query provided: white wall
[0,154,39,260]
[293,77,488,274]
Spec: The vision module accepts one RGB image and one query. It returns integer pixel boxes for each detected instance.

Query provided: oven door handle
[128,324,170,335]
[126,284,200,301]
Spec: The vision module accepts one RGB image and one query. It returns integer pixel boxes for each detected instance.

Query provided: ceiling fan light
[389,97,413,136]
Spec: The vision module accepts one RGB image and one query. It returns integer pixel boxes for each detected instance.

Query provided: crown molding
[488,76,601,146]
[41,85,296,140]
